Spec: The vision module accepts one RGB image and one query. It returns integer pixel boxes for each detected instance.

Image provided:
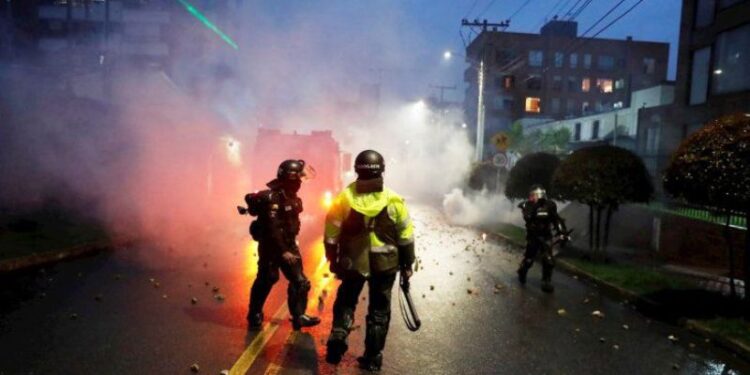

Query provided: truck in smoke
[249,129,349,218]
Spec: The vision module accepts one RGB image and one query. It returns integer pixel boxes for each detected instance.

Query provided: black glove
[324,243,341,275]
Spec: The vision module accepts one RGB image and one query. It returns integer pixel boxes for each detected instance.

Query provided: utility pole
[461,19,509,162]
[429,84,456,105]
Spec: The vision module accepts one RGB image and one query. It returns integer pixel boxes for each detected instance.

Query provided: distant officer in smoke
[517,184,569,293]
[241,160,320,330]
[324,150,415,372]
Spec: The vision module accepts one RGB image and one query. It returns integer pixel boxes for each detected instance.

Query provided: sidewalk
[489,222,750,361]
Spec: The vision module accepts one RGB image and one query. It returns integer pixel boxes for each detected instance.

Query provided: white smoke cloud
[442,188,523,227]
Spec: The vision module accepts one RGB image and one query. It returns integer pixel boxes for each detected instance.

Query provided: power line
[508,0,533,20]
[562,0,584,18]
[463,0,481,18]
[569,0,594,21]
[577,0,627,38]
[586,0,645,39]
[477,0,499,17]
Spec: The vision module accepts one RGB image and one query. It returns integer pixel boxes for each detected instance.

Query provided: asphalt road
[0,205,748,375]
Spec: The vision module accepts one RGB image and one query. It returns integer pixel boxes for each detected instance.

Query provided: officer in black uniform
[517,184,568,293]
[245,160,321,330]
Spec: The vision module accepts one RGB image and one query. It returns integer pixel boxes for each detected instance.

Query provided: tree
[552,145,653,260]
[505,152,560,200]
[664,113,750,310]
[507,121,571,156]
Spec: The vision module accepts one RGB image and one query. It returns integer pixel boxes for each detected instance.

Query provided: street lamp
[444,49,486,162]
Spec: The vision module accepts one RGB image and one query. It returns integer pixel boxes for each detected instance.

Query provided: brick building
[464,19,669,158]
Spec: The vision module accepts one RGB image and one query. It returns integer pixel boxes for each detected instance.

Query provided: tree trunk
[745,210,750,318]
[589,204,594,255]
[604,206,613,254]
[595,206,603,262]
[724,214,737,300]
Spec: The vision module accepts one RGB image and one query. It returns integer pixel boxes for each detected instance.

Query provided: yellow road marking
[230,243,334,375]
[229,302,288,375]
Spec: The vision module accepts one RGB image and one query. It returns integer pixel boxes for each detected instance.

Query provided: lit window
[529,50,543,67]
[581,78,591,92]
[615,78,626,90]
[525,97,541,113]
[584,54,592,69]
[597,78,613,93]
[503,75,515,89]
[569,53,578,68]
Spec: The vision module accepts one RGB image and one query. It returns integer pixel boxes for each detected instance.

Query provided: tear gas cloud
[0,1,514,252]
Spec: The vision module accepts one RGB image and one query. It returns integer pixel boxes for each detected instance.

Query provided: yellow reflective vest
[324,182,414,276]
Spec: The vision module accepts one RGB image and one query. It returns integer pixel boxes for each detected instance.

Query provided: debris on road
[622,324,629,330]
[70,313,78,320]
[214,294,226,302]
[220,370,229,375]
[599,337,606,343]
[668,334,679,343]
[190,363,200,372]
[212,286,220,293]
[557,309,567,316]
[672,363,680,370]
[612,344,620,350]
[94,294,102,302]
[591,310,605,319]
[191,297,198,305]
[430,285,434,291]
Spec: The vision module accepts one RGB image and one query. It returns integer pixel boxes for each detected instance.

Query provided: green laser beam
[177,0,239,50]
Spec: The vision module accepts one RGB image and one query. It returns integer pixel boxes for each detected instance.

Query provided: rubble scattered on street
[557,309,567,316]
[70,313,78,320]
[94,294,102,302]
[191,297,198,305]
[668,334,679,343]
[190,363,200,372]
[591,310,605,319]
[622,324,629,330]
[612,344,620,350]
[214,294,226,302]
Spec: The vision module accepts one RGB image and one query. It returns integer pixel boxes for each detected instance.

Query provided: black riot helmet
[277,159,306,181]
[528,184,547,203]
[354,150,385,179]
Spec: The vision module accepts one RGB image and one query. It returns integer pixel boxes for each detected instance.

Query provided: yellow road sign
[491,132,510,151]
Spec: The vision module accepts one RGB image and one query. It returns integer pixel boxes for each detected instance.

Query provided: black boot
[247,312,263,330]
[325,333,348,364]
[517,260,532,285]
[357,352,383,372]
[541,279,555,293]
[291,314,321,330]
[541,258,554,293]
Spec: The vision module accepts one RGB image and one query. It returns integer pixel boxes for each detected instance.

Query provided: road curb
[686,320,750,362]
[489,229,750,361]
[0,240,112,273]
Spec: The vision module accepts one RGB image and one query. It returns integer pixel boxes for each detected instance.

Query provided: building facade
[636,0,750,190]
[464,20,669,159]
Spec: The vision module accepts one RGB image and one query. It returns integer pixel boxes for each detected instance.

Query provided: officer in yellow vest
[323,150,415,372]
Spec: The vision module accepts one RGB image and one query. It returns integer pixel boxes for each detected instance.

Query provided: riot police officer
[517,185,568,293]
[245,160,320,330]
[323,150,415,372]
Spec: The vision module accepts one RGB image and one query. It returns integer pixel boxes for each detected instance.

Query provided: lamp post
[444,49,485,162]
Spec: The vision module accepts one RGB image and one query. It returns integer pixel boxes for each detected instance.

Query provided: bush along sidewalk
[491,222,750,361]
[0,210,114,272]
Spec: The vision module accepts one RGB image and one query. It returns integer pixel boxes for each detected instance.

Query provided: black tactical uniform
[517,185,567,293]
[245,160,320,330]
